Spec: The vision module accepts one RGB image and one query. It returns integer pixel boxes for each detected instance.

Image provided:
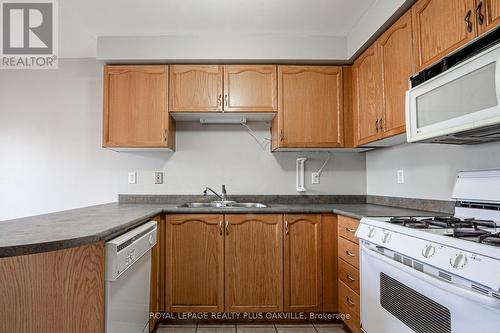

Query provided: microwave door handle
[361,245,500,309]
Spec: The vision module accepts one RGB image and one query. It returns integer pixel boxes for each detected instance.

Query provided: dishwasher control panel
[105,220,157,281]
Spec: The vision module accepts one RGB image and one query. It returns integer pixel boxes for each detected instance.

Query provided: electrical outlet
[312,172,320,184]
[154,172,163,184]
[397,170,404,184]
[128,172,137,184]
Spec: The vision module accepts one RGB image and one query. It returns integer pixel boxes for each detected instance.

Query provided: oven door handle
[361,245,500,310]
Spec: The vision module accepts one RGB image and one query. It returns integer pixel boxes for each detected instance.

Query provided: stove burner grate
[389,217,428,229]
[479,232,500,246]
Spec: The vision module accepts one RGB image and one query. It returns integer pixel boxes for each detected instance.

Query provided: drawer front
[338,258,360,294]
[338,215,359,244]
[338,237,359,269]
[339,280,360,333]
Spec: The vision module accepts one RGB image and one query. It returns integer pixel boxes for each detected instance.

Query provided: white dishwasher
[105,220,157,333]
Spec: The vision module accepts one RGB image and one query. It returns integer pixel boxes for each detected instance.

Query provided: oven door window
[380,272,451,333]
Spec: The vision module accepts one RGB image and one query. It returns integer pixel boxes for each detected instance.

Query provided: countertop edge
[0,204,443,258]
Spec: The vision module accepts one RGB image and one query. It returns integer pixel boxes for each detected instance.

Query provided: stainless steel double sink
[177,201,268,209]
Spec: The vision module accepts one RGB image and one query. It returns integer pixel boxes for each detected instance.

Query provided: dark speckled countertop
[0,197,451,258]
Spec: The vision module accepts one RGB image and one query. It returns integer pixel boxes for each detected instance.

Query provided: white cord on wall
[240,122,271,151]
[315,152,332,176]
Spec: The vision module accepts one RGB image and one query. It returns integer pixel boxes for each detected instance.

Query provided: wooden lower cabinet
[284,214,323,312]
[163,213,335,313]
[225,214,283,312]
[0,243,104,333]
[337,215,361,333]
[339,281,361,333]
[165,214,225,312]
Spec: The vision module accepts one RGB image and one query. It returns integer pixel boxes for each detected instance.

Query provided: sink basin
[177,201,268,209]
[229,202,268,208]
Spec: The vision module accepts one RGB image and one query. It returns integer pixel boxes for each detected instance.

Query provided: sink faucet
[203,185,227,202]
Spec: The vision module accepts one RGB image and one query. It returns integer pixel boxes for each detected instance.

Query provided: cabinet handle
[345,227,356,233]
[375,119,379,133]
[217,94,222,108]
[218,220,223,236]
[346,297,356,306]
[280,130,284,142]
[345,250,356,257]
[476,1,484,25]
[225,220,230,235]
[465,10,473,33]
[285,220,289,235]
[347,275,356,282]
[224,94,228,108]
[163,130,167,142]
[379,117,384,132]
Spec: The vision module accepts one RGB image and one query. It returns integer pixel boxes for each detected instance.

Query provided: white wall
[346,0,409,58]
[0,59,366,221]
[366,142,500,201]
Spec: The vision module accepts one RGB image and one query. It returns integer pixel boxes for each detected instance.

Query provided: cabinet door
[223,65,277,112]
[165,215,224,312]
[353,45,383,146]
[169,65,223,112]
[274,66,344,149]
[103,65,174,148]
[284,214,322,312]
[379,11,415,138]
[224,214,283,312]
[478,0,500,34]
[412,0,477,70]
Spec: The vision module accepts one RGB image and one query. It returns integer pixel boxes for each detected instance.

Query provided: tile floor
[157,322,348,333]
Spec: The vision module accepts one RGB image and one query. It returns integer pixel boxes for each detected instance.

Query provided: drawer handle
[345,250,356,257]
[346,297,356,306]
[347,274,356,282]
[345,227,356,233]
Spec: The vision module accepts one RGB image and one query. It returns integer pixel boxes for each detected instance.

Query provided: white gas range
[356,170,500,333]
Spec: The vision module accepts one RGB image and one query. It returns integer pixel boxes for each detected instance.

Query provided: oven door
[360,244,500,333]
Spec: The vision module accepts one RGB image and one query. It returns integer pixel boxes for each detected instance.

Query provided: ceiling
[60,0,378,58]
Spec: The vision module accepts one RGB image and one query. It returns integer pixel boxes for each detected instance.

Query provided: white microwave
[406,42,500,144]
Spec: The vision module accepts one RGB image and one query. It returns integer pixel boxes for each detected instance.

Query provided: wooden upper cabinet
[353,45,383,146]
[165,214,224,312]
[103,65,175,149]
[273,66,344,149]
[169,65,223,112]
[223,65,277,112]
[224,214,283,312]
[378,11,415,137]
[478,0,500,34]
[412,0,477,70]
[284,214,322,312]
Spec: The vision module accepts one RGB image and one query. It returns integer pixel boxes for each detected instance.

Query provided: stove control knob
[422,244,436,258]
[450,253,468,269]
[382,231,391,243]
[368,227,376,238]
